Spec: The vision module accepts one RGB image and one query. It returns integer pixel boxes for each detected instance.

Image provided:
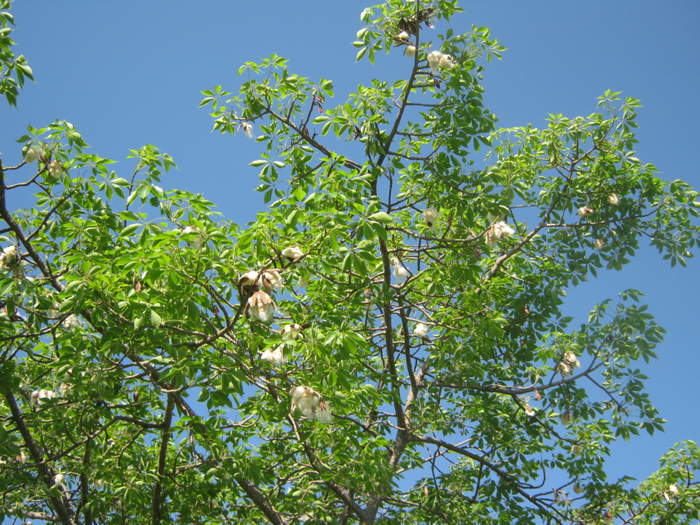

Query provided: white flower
[182,226,204,250]
[577,206,592,218]
[560,411,573,425]
[18,451,28,464]
[573,482,585,495]
[438,54,454,69]
[282,323,303,339]
[297,273,310,289]
[247,290,275,324]
[30,389,57,407]
[261,345,288,366]
[239,270,261,291]
[242,122,254,138]
[594,238,605,250]
[48,302,60,318]
[24,145,43,164]
[315,400,333,424]
[484,221,515,248]
[423,208,439,233]
[571,444,583,456]
[54,473,66,488]
[557,362,573,378]
[48,160,63,179]
[608,193,619,205]
[59,383,71,396]
[63,314,80,331]
[391,259,409,281]
[414,322,429,337]
[282,246,305,264]
[262,270,284,292]
[393,31,410,46]
[290,386,321,418]
[525,405,536,417]
[1,245,17,269]
[563,351,580,369]
[406,45,416,58]
[427,50,443,73]
[664,484,679,501]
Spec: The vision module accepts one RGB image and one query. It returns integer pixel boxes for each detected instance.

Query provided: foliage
[1,1,699,524]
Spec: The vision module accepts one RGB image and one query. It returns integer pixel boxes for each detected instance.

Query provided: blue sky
[2,0,699,509]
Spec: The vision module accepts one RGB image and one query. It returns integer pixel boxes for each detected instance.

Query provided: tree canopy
[1,0,699,523]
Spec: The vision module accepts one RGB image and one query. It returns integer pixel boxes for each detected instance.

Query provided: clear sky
[2,0,699,516]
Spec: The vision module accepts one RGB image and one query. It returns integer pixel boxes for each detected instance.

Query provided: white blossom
[557,362,573,378]
[664,484,679,501]
[48,160,63,179]
[414,322,429,337]
[1,245,17,269]
[423,208,439,233]
[427,50,443,73]
[594,238,605,250]
[63,314,80,331]
[290,386,321,418]
[59,383,71,396]
[563,351,580,369]
[239,270,261,290]
[261,345,287,366]
[247,290,275,324]
[406,45,417,58]
[262,270,284,292]
[560,411,573,425]
[182,226,204,250]
[54,473,66,488]
[438,54,455,69]
[315,400,333,424]
[608,193,619,205]
[525,405,536,417]
[242,122,254,138]
[577,206,592,218]
[297,273,310,289]
[282,323,303,339]
[18,451,28,464]
[30,389,57,407]
[24,145,43,164]
[391,259,409,281]
[393,31,410,46]
[282,246,305,264]
[484,221,515,248]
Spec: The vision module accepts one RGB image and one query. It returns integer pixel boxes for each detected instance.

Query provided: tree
[1,0,699,523]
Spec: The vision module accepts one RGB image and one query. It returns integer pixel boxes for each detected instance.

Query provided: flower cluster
[391,258,409,282]
[290,386,332,424]
[63,314,81,331]
[261,345,288,366]
[608,193,619,206]
[30,389,57,407]
[557,351,581,378]
[48,160,63,179]
[282,246,305,266]
[427,50,454,74]
[577,206,592,219]
[0,245,17,269]
[484,221,515,248]
[663,484,679,501]
[423,208,439,234]
[182,226,204,250]
[414,322,429,337]
[23,145,43,164]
